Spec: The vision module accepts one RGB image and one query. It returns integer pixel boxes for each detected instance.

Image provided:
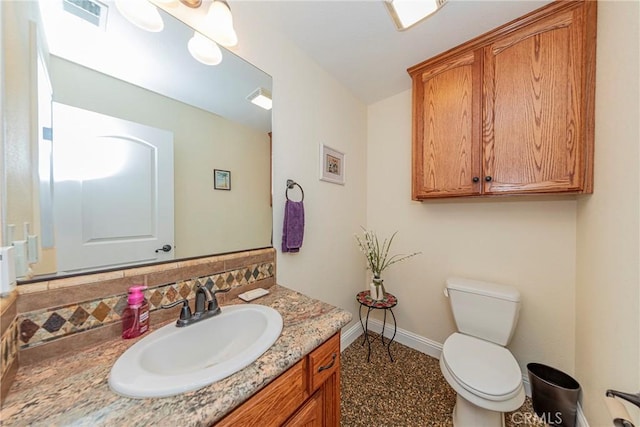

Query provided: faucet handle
[213,286,232,295]
[205,286,231,313]
[160,299,192,326]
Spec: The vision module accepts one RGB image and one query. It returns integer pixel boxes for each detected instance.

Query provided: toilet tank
[445,277,521,346]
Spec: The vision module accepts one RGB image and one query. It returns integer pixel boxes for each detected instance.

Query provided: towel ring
[286,179,304,202]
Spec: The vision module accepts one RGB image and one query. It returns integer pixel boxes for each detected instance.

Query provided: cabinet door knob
[472,177,480,183]
[485,176,492,182]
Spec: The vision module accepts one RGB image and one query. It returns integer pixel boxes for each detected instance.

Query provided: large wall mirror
[2,0,273,283]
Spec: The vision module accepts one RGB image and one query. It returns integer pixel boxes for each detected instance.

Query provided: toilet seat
[442,333,522,401]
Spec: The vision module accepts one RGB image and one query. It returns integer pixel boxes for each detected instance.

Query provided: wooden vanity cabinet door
[214,332,342,427]
[283,390,323,427]
[215,358,308,427]
[412,50,483,199]
[482,3,595,195]
[307,332,341,426]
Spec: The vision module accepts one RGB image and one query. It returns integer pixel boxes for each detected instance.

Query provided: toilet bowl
[440,278,524,427]
[440,333,525,426]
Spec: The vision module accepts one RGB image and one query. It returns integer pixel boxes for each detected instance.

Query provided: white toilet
[440,277,525,427]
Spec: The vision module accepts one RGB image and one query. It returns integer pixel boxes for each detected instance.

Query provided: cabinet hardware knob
[485,176,492,182]
[472,177,480,183]
[318,353,337,372]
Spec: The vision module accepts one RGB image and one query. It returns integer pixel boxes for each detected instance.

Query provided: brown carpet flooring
[340,333,545,426]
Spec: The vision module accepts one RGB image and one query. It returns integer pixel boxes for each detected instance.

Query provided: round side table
[356,290,398,362]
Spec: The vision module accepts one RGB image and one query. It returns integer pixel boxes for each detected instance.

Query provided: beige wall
[576,0,640,425]
[367,89,578,376]
[5,1,637,425]
[2,1,37,246]
[223,6,369,318]
[0,0,4,246]
[50,57,272,260]
[176,9,640,427]
[367,3,640,424]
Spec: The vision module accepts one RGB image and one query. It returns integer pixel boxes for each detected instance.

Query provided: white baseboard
[365,318,443,359]
[523,375,531,396]
[342,320,590,427]
[340,322,363,351]
[576,403,589,427]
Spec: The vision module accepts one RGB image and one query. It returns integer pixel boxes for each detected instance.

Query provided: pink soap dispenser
[122,285,150,339]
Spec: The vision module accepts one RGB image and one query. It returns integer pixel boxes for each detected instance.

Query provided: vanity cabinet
[409,0,596,200]
[215,332,341,427]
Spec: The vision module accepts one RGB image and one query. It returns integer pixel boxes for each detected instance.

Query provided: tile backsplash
[5,248,275,371]
[19,261,274,349]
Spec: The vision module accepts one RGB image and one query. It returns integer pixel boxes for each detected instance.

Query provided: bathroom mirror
[2,0,273,282]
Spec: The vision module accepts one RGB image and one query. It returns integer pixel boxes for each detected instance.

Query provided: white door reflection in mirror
[52,103,174,273]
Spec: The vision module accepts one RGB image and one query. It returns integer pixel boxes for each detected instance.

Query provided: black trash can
[527,363,581,427]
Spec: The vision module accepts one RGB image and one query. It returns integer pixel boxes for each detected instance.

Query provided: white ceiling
[233,0,554,105]
[41,0,555,124]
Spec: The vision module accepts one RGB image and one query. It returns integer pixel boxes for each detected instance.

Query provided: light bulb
[115,0,164,32]
[187,31,222,66]
[206,0,238,47]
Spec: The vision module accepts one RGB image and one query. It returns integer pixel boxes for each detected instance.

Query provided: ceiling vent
[63,0,108,29]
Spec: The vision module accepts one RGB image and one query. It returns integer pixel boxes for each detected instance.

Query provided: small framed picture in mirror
[214,169,231,190]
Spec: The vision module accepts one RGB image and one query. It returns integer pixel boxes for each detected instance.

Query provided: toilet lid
[442,333,522,400]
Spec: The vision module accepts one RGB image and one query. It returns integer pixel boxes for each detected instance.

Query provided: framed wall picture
[214,169,231,190]
[319,144,345,185]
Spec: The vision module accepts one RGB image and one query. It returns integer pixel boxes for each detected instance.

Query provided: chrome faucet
[161,283,231,327]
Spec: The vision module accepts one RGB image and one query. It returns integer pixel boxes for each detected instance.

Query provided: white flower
[354,227,420,278]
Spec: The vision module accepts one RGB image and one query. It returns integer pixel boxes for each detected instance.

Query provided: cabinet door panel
[283,390,323,427]
[412,51,481,199]
[216,359,308,427]
[483,8,584,194]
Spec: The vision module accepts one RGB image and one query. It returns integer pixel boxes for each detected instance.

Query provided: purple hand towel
[282,200,304,252]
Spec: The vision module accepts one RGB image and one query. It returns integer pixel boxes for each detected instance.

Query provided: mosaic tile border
[1,317,19,379]
[18,262,274,349]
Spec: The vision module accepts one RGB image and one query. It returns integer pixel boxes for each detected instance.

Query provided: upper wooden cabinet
[409,1,596,200]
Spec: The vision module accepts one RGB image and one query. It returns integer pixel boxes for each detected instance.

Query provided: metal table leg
[358,304,366,345]
[355,291,398,363]
[364,307,374,362]
[386,308,398,362]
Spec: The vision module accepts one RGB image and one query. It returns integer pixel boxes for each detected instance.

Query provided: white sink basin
[108,304,283,398]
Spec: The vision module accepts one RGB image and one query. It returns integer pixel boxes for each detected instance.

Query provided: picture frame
[213,169,231,190]
[319,144,345,185]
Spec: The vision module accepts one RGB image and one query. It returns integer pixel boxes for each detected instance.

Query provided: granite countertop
[0,285,352,426]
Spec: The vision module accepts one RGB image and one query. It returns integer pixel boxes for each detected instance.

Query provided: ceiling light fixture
[117,0,238,66]
[247,88,272,111]
[179,0,202,7]
[205,0,238,47]
[115,0,164,32]
[385,0,448,31]
[187,31,222,66]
